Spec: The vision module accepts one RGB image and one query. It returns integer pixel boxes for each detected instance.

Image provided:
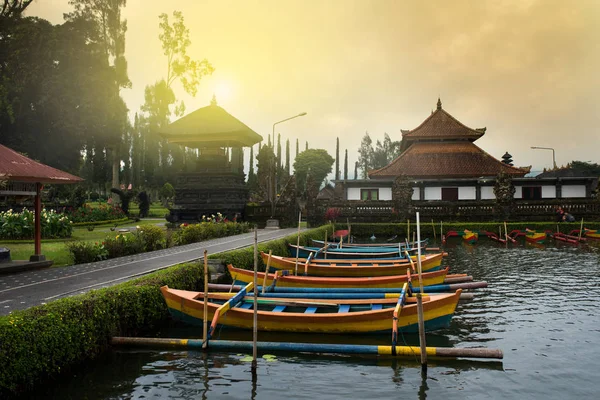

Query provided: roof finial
[211,94,218,106]
[437,97,442,110]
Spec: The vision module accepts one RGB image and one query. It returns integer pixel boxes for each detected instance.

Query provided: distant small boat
[525,229,547,243]
[311,238,428,250]
[160,285,462,334]
[462,230,478,244]
[584,229,600,239]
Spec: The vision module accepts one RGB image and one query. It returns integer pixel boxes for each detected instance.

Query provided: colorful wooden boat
[160,285,462,334]
[261,252,446,276]
[525,229,547,243]
[584,229,600,239]
[227,264,450,289]
[311,238,429,249]
[289,244,404,259]
[462,230,478,244]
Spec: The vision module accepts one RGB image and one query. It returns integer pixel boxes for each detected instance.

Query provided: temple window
[360,189,379,200]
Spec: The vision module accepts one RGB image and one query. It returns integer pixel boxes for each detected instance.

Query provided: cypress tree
[344,149,348,180]
[354,161,358,180]
[249,145,254,177]
[305,141,308,151]
[296,138,299,157]
[285,139,290,175]
[335,137,340,180]
[277,133,282,169]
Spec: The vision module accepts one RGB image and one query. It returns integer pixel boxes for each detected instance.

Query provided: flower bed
[0,208,72,240]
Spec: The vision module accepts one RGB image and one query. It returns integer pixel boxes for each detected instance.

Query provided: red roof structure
[0,143,83,184]
[370,99,528,179]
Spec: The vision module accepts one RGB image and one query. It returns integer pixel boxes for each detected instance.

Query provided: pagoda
[369,98,528,180]
[161,97,262,222]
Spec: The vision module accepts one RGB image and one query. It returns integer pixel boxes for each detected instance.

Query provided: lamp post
[531,146,557,169]
[267,112,307,226]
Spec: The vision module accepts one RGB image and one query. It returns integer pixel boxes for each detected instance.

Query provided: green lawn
[0,219,167,267]
[85,201,169,218]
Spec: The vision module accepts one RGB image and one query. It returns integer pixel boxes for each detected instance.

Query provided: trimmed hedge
[71,217,130,227]
[338,221,600,239]
[0,225,329,398]
[0,262,205,397]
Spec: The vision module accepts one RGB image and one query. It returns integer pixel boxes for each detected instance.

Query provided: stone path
[0,228,300,315]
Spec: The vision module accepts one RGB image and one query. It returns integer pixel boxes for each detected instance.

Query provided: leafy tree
[140,10,214,187]
[137,191,150,217]
[569,161,600,175]
[358,132,373,178]
[293,149,334,192]
[66,0,131,196]
[159,182,175,206]
[254,144,276,202]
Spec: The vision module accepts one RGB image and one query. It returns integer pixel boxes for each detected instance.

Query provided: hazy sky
[27,0,600,175]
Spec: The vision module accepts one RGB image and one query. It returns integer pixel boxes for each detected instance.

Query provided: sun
[213,80,233,104]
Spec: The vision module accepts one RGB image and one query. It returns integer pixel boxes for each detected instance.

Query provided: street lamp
[530,146,557,169]
[267,112,307,224]
[272,112,307,146]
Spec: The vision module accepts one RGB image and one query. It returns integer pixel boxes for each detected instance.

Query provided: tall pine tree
[344,149,348,180]
[335,137,340,180]
[285,139,290,175]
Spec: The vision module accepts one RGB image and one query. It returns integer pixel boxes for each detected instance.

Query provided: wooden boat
[525,229,547,243]
[289,243,404,259]
[160,285,462,334]
[462,230,478,244]
[228,264,450,289]
[584,229,600,239]
[261,252,446,276]
[311,238,428,249]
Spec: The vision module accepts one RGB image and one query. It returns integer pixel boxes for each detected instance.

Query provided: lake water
[35,238,600,399]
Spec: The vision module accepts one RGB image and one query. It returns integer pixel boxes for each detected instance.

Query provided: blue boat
[288,244,407,259]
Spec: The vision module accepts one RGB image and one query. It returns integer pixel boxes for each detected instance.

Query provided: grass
[0,219,167,267]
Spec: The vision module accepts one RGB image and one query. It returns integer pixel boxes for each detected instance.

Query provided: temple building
[335,99,596,201]
[161,97,262,222]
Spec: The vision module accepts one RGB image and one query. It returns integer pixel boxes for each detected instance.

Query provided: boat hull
[161,286,461,334]
[263,252,445,276]
[228,265,449,289]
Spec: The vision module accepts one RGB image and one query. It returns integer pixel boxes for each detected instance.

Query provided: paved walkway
[0,228,300,316]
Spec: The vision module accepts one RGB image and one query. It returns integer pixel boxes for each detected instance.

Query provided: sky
[27,0,600,177]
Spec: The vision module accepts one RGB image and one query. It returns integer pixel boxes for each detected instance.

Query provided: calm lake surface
[37,238,600,399]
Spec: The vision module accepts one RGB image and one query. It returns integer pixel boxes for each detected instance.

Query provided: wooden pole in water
[294,211,301,276]
[262,250,272,294]
[407,219,410,242]
[504,221,509,242]
[578,218,584,241]
[415,212,427,373]
[253,227,258,366]
[432,219,436,240]
[347,217,352,243]
[202,250,209,350]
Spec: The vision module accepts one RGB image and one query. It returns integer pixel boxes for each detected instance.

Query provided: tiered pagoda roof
[161,98,263,148]
[370,99,528,179]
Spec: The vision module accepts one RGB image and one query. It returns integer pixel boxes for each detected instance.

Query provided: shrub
[325,207,341,222]
[136,224,166,251]
[65,241,108,264]
[68,204,126,223]
[0,208,72,240]
[174,221,251,245]
[103,232,145,259]
[137,191,150,218]
[89,192,100,201]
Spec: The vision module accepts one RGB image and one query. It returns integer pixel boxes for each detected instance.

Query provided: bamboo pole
[440,221,443,242]
[347,217,352,243]
[579,218,584,241]
[407,219,410,242]
[253,227,258,367]
[415,212,427,373]
[432,219,436,240]
[504,221,509,242]
[294,211,301,276]
[262,251,272,294]
[202,249,209,350]
[323,229,328,259]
